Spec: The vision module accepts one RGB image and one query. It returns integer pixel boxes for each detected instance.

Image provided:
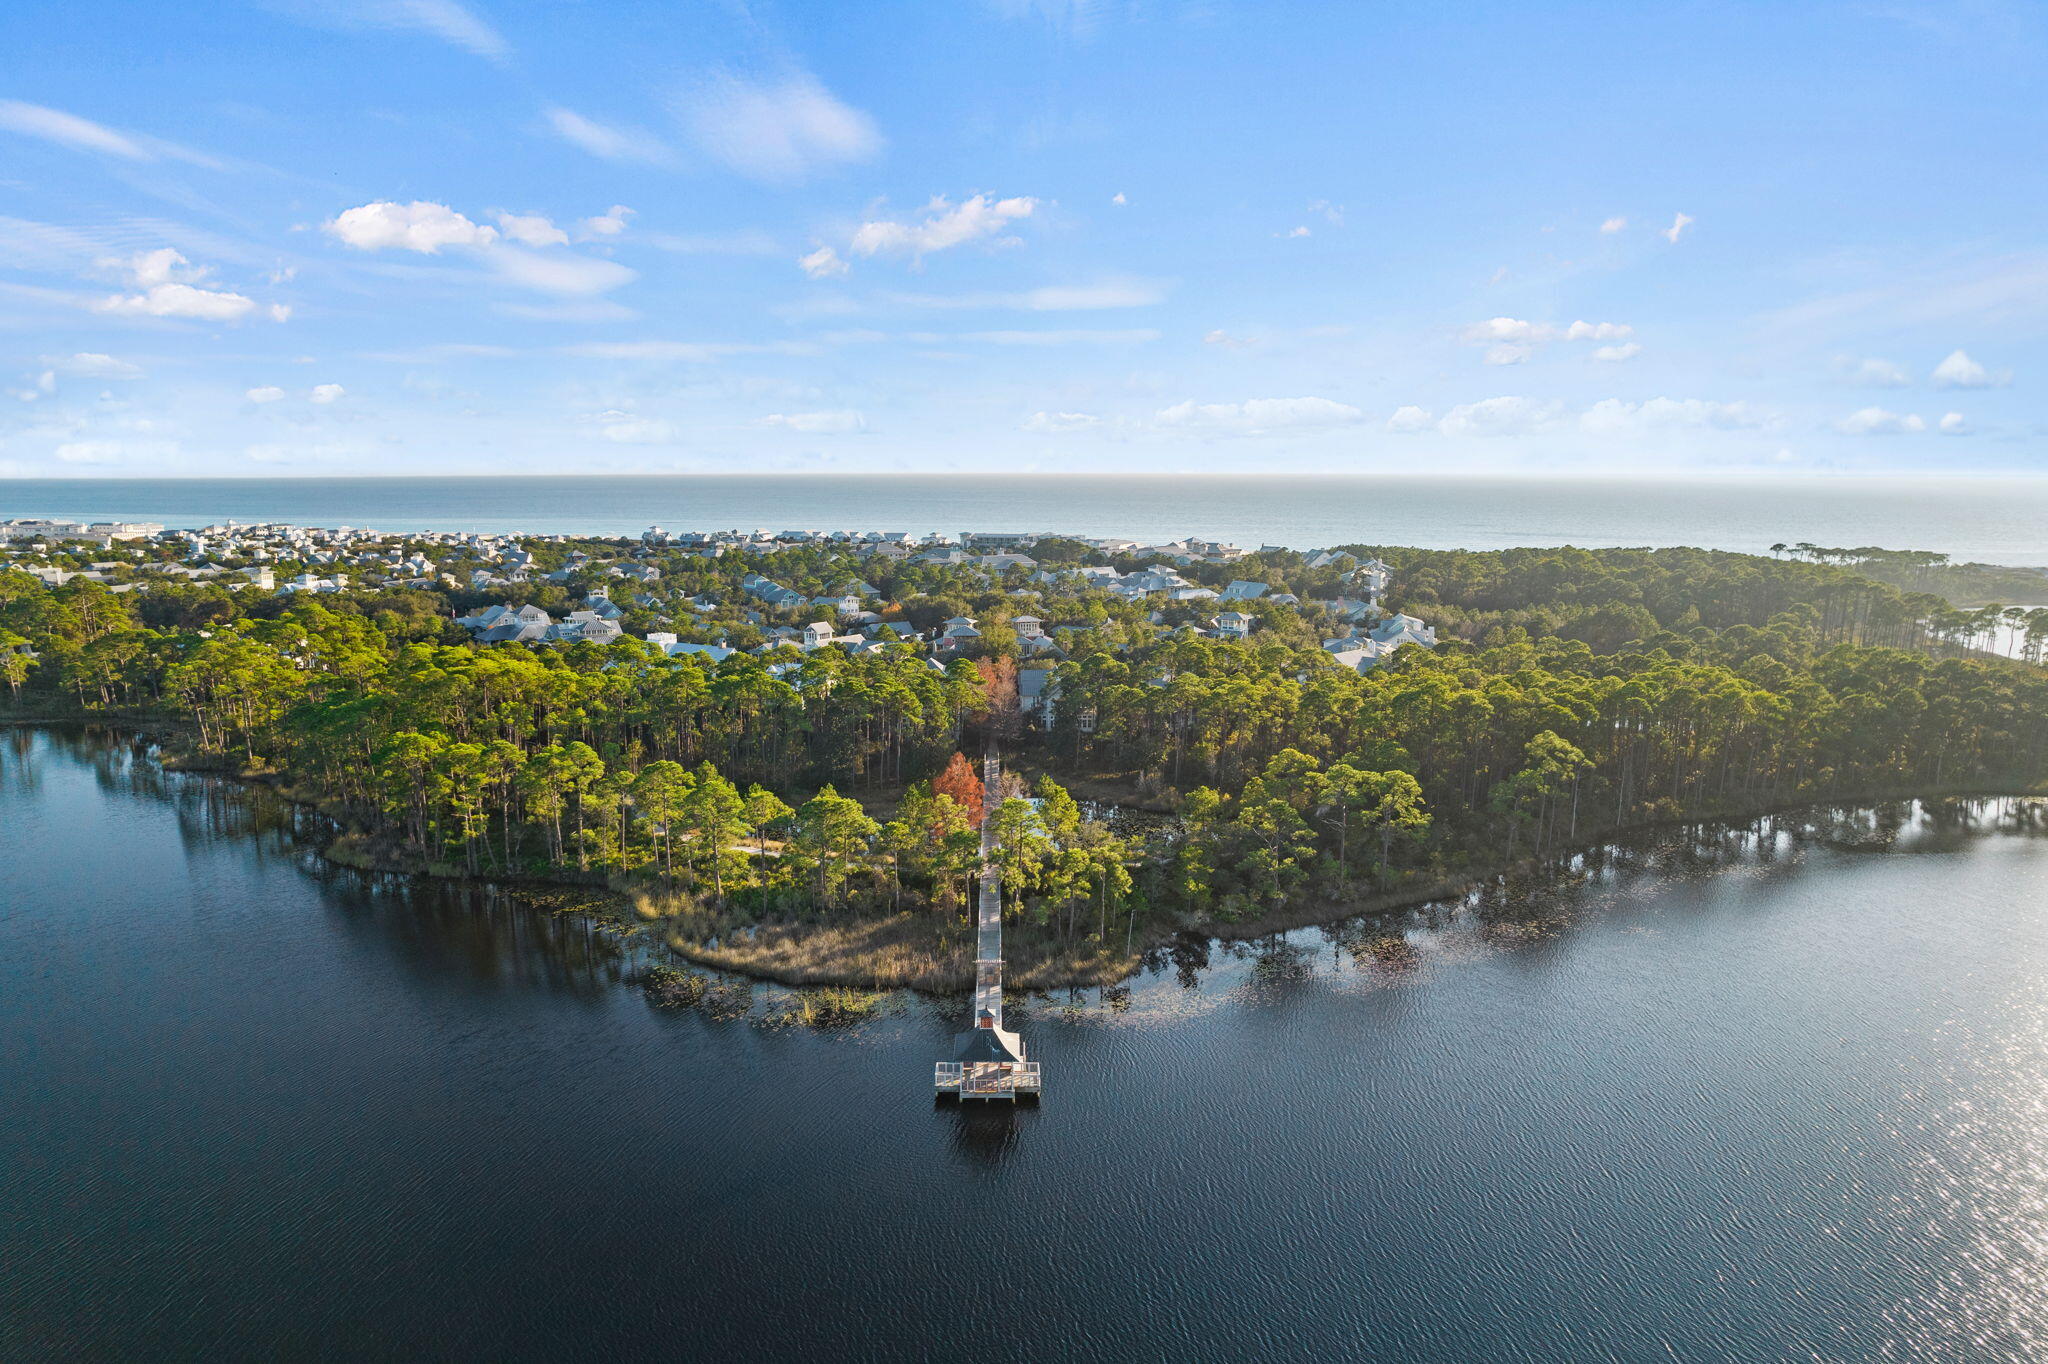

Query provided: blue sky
[1,0,2044,478]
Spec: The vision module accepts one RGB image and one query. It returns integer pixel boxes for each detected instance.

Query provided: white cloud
[268,303,293,322]
[851,194,1037,260]
[599,417,678,444]
[1437,396,1566,437]
[1593,343,1642,362]
[544,107,668,164]
[1111,192,1127,206]
[55,441,123,464]
[1462,317,1633,344]
[126,248,191,288]
[1338,396,1779,440]
[1308,199,1344,226]
[1662,212,1694,244]
[310,383,345,404]
[799,245,849,279]
[685,73,881,183]
[1466,315,1540,342]
[1278,225,1311,239]
[1027,281,1160,310]
[93,250,261,322]
[1842,356,1911,388]
[762,409,866,434]
[1931,348,2008,388]
[1580,397,1767,434]
[47,352,141,378]
[1465,318,1633,364]
[1600,216,1628,234]
[959,328,1159,346]
[577,205,634,238]
[327,201,499,253]
[885,279,1168,311]
[246,386,287,403]
[326,204,634,295]
[1022,411,1101,432]
[1155,396,1364,435]
[1939,411,1970,435]
[487,247,635,296]
[494,212,568,248]
[335,0,509,62]
[1836,406,1926,435]
[0,100,148,159]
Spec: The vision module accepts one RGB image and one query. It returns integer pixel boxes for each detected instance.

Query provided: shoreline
[17,716,2042,996]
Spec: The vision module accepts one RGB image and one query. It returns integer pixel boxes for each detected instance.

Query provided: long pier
[934,752,1041,1101]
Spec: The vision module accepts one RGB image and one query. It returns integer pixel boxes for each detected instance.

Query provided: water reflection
[8,727,2048,1361]
[940,1101,1037,1173]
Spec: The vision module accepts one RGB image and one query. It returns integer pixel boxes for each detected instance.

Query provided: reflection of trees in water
[942,1100,1034,1171]
[1248,936,1314,986]
[315,875,628,1002]
[1302,796,2048,974]
[0,726,43,797]
[53,727,629,1002]
[1808,796,2045,854]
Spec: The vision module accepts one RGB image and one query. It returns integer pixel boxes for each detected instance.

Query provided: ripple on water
[3,731,2047,1362]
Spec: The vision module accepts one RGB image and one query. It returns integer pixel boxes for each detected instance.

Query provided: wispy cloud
[46,352,143,378]
[0,99,218,167]
[1156,396,1364,435]
[958,328,1159,346]
[799,245,849,279]
[324,199,635,296]
[1836,406,1926,435]
[683,72,881,184]
[1462,317,1634,365]
[851,195,1037,261]
[762,409,866,433]
[882,279,1168,311]
[544,107,670,164]
[283,0,511,63]
[1839,356,1911,388]
[1763,251,2048,340]
[1022,410,1102,432]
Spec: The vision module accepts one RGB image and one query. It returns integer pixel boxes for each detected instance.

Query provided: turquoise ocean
[5,475,2047,563]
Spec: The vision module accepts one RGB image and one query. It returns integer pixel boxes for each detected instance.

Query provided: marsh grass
[769,987,890,1028]
[640,964,707,1008]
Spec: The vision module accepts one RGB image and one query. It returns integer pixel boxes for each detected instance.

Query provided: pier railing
[934,1061,1040,1098]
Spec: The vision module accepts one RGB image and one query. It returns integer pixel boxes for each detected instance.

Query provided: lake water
[5,727,2048,1362]
[6,474,2048,563]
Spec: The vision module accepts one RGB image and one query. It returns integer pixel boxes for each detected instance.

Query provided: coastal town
[0,517,1441,729]
[7,507,2044,964]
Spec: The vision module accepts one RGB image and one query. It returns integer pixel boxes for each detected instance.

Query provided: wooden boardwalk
[935,751,1041,1100]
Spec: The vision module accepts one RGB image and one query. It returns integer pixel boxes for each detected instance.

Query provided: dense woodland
[4,540,2047,956]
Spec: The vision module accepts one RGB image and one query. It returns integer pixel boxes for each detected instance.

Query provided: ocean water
[7,729,2048,1361]
[5,474,2048,562]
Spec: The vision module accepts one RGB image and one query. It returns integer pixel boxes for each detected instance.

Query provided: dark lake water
[5,727,2048,1362]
